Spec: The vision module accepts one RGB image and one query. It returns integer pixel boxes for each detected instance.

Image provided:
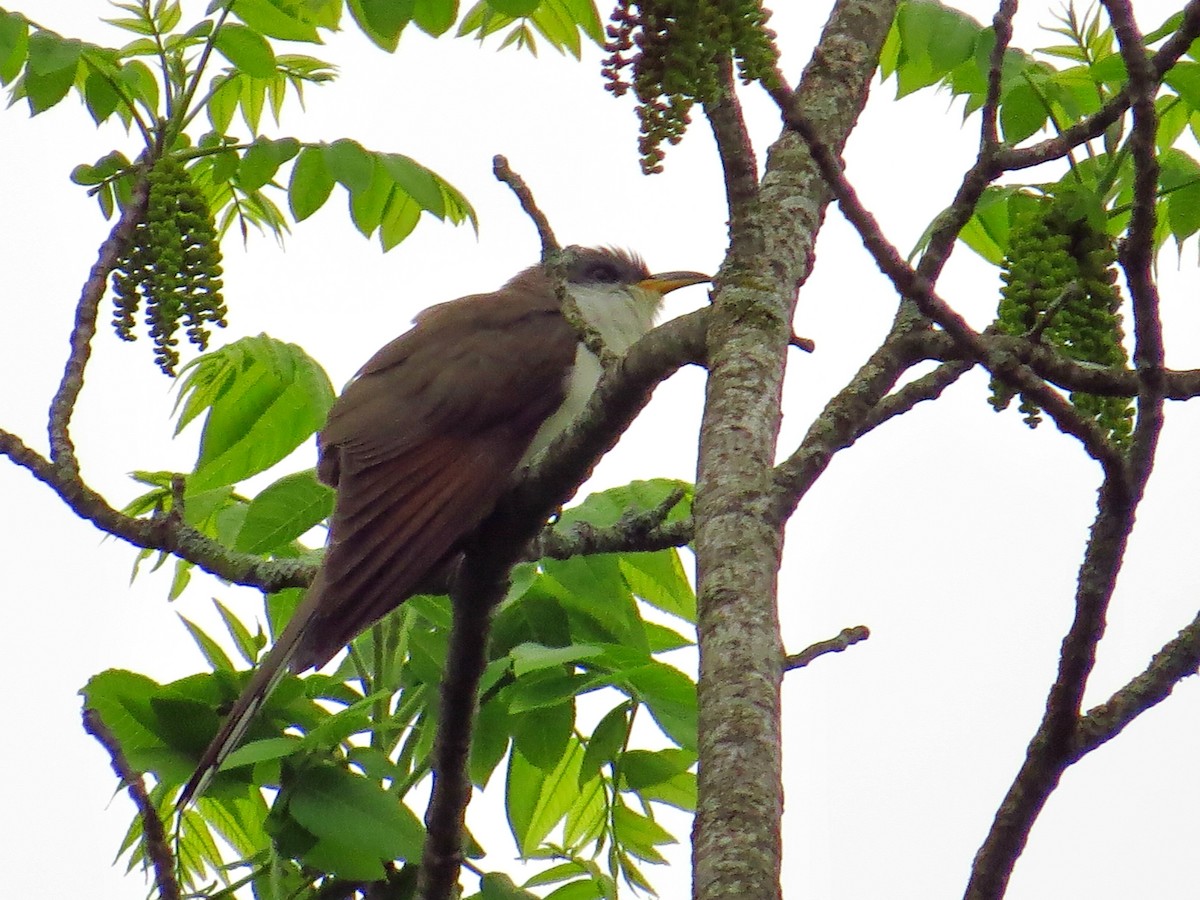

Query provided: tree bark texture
[691,1,899,897]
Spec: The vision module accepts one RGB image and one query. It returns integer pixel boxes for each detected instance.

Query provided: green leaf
[620,748,695,790]
[207,74,239,133]
[235,468,333,554]
[177,335,335,491]
[178,615,236,672]
[1166,62,1200,111]
[512,702,574,771]
[481,873,542,899]
[0,12,29,85]
[350,159,393,236]
[380,152,446,216]
[232,0,322,42]
[1160,148,1200,242]
[508,671,594,713]
[562,777,606,849]
[612,802,675,863]
[619,550,695,622]
[118,59,159,116]
[999,81,1048,143]
[380,192,421,250]
[555,479,691,530]
[955,185,1019,264]
[324,138,374,194]
[578,700,629,786]
[212,598,262,664]
[220,735,301,770]
[544,881,605,900]
[470,697,511,787]
[561,0,602,44]
[414,0,458,36]
[619,662,696,751]
[24,31,80,113]
[288,145,335,221]
[81,670,178,773]
[506,738,585,855]
[509,641,603,678]
[25,30,80,75]
[83,69,121,123]
[489,0,538,16]
[638,769,696,811]
[524,862,590,888]
[346,0,414,51]
[215,23,277,77]
[287,764,425,861]
[239,136,299,192]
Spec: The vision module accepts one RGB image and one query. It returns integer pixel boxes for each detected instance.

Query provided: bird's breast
[518,343,602,466]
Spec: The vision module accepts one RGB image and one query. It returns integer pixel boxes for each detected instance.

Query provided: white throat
[520,284,663,464]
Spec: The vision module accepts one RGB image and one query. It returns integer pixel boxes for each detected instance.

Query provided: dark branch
[965,477,1139,899]
[705,55,760,250]
[49,174,149,472]
[857,359,974,435]
[492,154,559,258]
[783,626,870,672]
[82,708,180,900]
[1072,608,1200,757]
[980,0,1018,151]
[534,488,692,559]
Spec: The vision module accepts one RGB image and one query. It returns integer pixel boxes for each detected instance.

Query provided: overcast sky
[3,1,1199,898]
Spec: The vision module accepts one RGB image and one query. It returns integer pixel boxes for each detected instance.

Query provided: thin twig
[783,626,870,672]
[49,173,150,473]
[980,0,1019,150]
[82,708,180,900]
[493,154,559,259]
[1105,0,1167,487]
[857,359,975,435]
[1072,608,1200,757]
[535,488,691,559]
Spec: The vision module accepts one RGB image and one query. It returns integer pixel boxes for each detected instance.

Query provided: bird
[178,246,709,807]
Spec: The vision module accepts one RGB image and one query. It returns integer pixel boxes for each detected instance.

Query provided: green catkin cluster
[989,199,1133,446]
[112,156,226,376]
[602,0,779,173]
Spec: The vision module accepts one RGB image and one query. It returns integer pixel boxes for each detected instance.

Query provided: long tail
[176,573,326,809]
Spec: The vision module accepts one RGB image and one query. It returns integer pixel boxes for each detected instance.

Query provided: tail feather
[176,573,325,810]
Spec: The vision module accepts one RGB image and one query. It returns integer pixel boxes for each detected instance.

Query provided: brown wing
[292,281,576,670]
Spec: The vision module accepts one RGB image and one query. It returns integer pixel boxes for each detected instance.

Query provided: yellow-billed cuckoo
[179,246,709,806]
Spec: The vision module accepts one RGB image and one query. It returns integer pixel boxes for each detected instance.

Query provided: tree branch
[49,173,149,472]
[692,1,899,897]
[783,626,870,672]
[533,487,692,559]
[1072,607,1200,757]
[965,476,1139,899]
[82,708,180,900]
[493,153,559,258]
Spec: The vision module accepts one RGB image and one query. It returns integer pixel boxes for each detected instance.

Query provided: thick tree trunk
[691,1,899,897]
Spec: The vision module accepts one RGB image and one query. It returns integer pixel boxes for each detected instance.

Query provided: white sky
[2,1,1199,898]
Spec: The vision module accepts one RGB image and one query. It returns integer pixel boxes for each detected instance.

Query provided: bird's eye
[588,263,622,284]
